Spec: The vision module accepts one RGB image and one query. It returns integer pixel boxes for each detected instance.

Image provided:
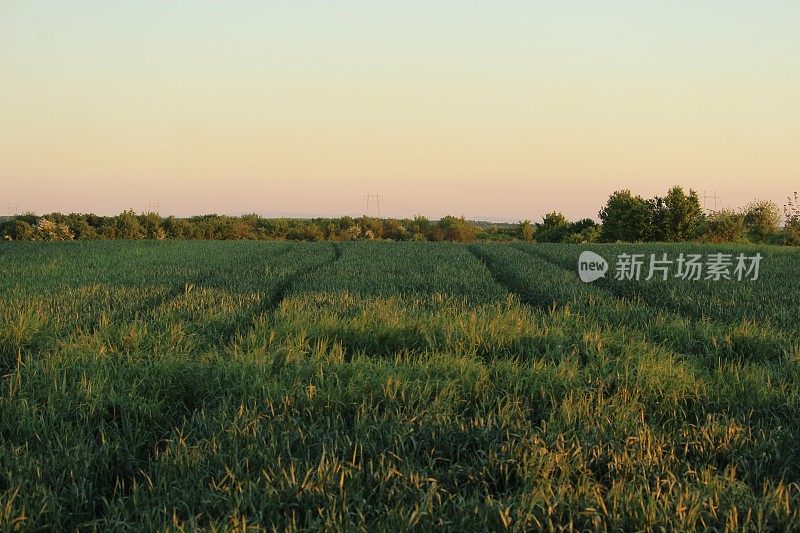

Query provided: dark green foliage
[600,186,706,243]
[3,187,798,246]
[517,219,535,241]
[6,219,33,240]
[535,212,571,243]
[705,210,748,243]
[651,186,705,241]
[0,212,507,243]
[432,216,478,242]
[599,190,655,242]
[743,200,781,243]
[116,209,146,239]
[565,218,601,243]
[784,193,800,246]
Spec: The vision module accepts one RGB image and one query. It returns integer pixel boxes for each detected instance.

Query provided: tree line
[2,187,799,245]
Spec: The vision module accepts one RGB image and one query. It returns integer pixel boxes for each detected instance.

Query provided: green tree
[71,220,98,240]
[437,216,477,242]
[359,216,384,240]
[139,212,165,239]
[259,218,290,239]
[743,200,781,243]
[566,225,601,244]
[654,186,704,241]
[517,220,534,241]
[536,212,570,243]
[599,190,655,242]
[785,192,800,246]
[116,210,145,239]
[704,210,747,243]
[409,216,431,237]
[7,220,34,240]
[566,218,600,243]
[33,218,74,241]
[163,216,194,239]
[99,221,119,239]
[383,220,408,241]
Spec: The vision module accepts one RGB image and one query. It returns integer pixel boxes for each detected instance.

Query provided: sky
[1,1,798,221]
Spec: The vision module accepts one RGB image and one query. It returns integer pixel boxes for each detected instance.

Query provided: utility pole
[362,191,383,217]
[3,204,20,216]
[143,203,161,215]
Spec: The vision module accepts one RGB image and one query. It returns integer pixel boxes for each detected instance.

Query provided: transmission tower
[702,190,720,213]
[362,191,383,217]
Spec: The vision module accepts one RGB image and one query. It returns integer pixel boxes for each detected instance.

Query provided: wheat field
[1,241,798,531]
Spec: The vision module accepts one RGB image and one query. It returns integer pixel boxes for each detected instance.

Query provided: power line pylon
[362,191,383,217]
[702,190,720,213]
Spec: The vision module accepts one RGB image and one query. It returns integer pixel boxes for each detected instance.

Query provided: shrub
[70,220,98,240]
[33,218,74,241]
[651,186,705,241]
[517,220,534,241]
[599,190,655,242]
[703,209,747,243]
[784,193,800,246]
[743,200,781,243]
[436,216,477,242]
[536,212,570,243]
[566,224,602,244]
[116,210,145,239]
[6,220,34,240]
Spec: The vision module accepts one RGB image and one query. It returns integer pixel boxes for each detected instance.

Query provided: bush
[784,193,800,246]
[743,200,781,243]
[652,186,705,241]
[5,220,34,241]
[517,220,534,241]
[536,212,570,243]
[599,190,655,242]
[436,216,477,242]
[32,218,74,241]
[787,222,800,246]
[116,210,145,240]
[703,210,747,243]
[77,221,98,239]
[566,224,602,244]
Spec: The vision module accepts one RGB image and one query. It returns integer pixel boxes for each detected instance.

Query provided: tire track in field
[265,242,342,312]
[467,245,556,312]
[218,242,343,349]
[130,244,299,318]
[514,243,709,319]
[121,246,299,343]
[511,244,794,362]
[520,245,800,335]
[513,244,743,326]
[468,244,710,367]
[466,244,746,421]
[513,244,641,302]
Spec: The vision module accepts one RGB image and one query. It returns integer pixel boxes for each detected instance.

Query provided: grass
[0,240,798,531]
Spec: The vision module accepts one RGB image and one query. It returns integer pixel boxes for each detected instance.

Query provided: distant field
[1,241,799,530]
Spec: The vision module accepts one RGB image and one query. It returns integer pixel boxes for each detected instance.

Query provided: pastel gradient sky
[1,1,798,221]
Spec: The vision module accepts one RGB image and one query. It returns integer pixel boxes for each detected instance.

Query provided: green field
[1,241,799,530]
